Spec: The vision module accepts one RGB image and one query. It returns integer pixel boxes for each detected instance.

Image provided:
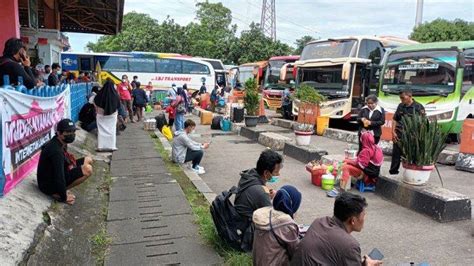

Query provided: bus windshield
[299,66,349,98]
[382,50,458,96]
[264,60,292,89]
[300,40,357,60]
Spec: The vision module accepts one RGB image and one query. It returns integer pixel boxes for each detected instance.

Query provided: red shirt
[117,82,132,100]
[166,105,176,119]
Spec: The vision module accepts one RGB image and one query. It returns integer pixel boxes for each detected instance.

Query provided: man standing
[291,192,382,266]
[199,82,207,95]
[168,83,177,100]
[171,119,209,174]
[48,63,61,86]
[389,89,425,175]
[117,74,134,123]
[0,38,36,89]
[43,65,51,83]
[131,75,141,90]
[37,119,94,205]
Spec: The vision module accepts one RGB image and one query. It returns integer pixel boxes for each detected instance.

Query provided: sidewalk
[105,121,221,265]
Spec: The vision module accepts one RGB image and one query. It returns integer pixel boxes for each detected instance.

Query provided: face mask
[122,79,126,83]
[191,129,196,134]
[268,176,279,183]
[64,133,76,144]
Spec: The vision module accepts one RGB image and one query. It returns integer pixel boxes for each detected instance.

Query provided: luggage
[201,110,213,125]
[221,118,231,132]
[161,125,173,141]
[155,113,168,131]
[211,116,223,130]
[232,107,244,123]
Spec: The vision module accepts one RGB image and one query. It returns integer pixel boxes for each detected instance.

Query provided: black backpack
[211,116,223,130]
[210,186,253,251]
[155,113,168,131]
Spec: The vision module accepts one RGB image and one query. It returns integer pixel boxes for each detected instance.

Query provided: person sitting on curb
[253,185,302,266]
[327,131,383,197]
[171,119,209,174]
[234,149,282,251]
[291,192,383,266]
[37,119,94,205]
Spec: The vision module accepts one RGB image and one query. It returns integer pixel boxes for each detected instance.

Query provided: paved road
[105,122,221,266]
[188,115,473,265]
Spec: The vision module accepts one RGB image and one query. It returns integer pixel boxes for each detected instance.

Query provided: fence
[0,79,92,196]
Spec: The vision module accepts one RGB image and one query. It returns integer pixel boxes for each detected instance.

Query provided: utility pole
[260,0,276,41]
[415,0,424,27]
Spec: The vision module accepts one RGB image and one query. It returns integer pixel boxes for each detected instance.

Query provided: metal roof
[392,41,474,53]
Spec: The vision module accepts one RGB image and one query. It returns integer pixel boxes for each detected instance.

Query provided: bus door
[78,56,94,72]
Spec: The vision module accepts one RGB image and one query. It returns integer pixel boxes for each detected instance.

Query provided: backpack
[210,186,254,251]
[173,96,186,114]
[362,162,380,179]
[155,113,168,131]
[211,116,223,130]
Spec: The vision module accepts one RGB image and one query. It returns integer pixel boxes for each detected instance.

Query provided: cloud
[68,0,473,51]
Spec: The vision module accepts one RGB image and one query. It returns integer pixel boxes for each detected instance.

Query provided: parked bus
[198,58,227,88]
[263,55,300,109]
[293,36,417,119]
[238,61,269,87]
[378,41,474,138]
[60,51,216,92]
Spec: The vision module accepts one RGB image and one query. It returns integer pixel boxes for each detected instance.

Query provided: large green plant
[398,114,449,166]
[244,78,259,116]
[293,84,326,131]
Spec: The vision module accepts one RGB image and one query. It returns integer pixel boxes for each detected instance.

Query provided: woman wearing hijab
[94,81,121,151]
[328,131,384,197]
[173,87,188,131]
[252,185,302,266]
[357,95,385,153]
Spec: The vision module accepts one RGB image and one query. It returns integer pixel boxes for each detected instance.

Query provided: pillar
[0,0,20,54]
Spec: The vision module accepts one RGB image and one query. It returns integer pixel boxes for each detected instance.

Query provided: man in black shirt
[0,38,36,89]
[389,89,425,175]
[48,63,61,86]
[37,119,93,205]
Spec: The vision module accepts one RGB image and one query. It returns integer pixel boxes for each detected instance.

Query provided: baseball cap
[57,118,77,132]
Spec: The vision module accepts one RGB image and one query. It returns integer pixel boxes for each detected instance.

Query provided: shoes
[326,188,340,198]
[389,171,399,175]
[192,166,206,175]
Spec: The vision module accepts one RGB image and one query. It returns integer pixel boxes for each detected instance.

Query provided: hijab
[94,81,120,115]
[177,87,188,109]
[357,131,384,167]
[272,185,302,218]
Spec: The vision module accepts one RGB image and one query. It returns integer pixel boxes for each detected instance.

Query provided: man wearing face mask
[171,119,209,175]
[48,63,61,86]
[37,119,94,205]
[0,38,36,89]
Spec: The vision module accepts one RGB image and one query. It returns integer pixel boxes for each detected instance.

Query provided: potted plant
[244,78,259,127]
[293,84,325,145]
[398,114,449,185]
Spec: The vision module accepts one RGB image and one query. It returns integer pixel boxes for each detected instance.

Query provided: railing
[0,76,92,196]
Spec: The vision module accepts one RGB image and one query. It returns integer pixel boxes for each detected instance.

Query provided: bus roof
[108,51,190,58]
[198,58,226,71]
[269,55,300,61]
[391,41,474,53]
[61,51,132,57]
[239,61,268,68]
[306,35,415,48]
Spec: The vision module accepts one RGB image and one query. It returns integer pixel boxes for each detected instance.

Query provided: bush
[244,78,259,116]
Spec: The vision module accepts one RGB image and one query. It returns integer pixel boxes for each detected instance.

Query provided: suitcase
[221,118,231,132]
[200,110,213,125]
[232,107,244,123]
[211,116,223,130]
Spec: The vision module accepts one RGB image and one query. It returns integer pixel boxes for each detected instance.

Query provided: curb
[155,131,216,204]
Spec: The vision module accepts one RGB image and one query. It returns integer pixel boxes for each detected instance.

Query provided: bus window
[462,49,474,94]
[128,58,155,73]
[80,58,92,71]
[95,56,128,71]
[157,59,182,74]
[359,40,383,63]
[182,61,210,74]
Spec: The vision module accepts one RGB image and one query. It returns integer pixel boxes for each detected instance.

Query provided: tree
[294,35,316,55]
[409,18,474,43]
[230,22,292,64]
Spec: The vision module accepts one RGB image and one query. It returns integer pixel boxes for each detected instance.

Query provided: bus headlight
[323,101,347,110]
[428,111,453,121]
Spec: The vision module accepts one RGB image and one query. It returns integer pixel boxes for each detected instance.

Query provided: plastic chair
[356,180,376,192]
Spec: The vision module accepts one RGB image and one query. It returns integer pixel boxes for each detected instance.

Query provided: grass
[90,226,112,264]
[151,133,252,266]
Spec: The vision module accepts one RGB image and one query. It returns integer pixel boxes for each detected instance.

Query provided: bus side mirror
[458,53,465,68]
[342,62,351,80]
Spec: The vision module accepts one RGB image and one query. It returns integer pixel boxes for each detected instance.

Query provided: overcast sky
[67,0,473,52]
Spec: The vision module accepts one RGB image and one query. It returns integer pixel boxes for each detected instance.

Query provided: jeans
[175,113,185,131]
[185,149,203,168]
[83,121,97,132]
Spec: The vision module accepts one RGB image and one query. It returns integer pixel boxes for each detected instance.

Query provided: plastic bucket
[321,174,335,190]
[316,116,330,136]
[310,169,325,187]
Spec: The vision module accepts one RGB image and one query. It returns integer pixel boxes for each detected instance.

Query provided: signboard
[297,103,320,126]
[381,112,394,141]
[0,88,71,196]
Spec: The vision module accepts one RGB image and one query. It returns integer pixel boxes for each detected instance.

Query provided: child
[165,104,176,129]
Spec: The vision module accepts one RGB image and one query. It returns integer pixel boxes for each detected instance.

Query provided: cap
[56,118,77,132]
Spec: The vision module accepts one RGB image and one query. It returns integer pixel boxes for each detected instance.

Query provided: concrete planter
[295,130,313,146]
[244,115,258,127]
[402,162,435,185]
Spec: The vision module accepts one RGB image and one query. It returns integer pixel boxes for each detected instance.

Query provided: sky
[67,0,473,52]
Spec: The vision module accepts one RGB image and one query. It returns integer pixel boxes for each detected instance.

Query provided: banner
[0,87,71,196]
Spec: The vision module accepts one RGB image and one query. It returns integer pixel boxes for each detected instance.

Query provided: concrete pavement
[188,115,473,265]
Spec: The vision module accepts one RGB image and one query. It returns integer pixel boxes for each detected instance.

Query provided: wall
[0,0,20,53]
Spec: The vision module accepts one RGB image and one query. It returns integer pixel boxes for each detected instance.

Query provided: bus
[378,41,474,138]
[293,36,417,119]
[238,61,269,88]
[60,51,216,92]
[262,55,300,109]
